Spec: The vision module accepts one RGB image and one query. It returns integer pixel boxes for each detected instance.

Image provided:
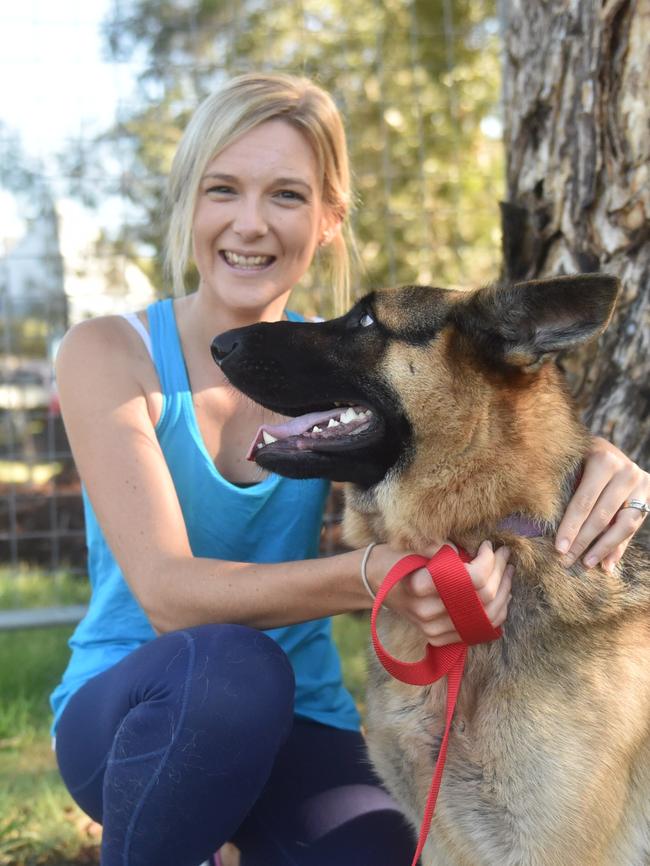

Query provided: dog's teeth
[340,408,359,424]
[312,426,322,433]
[256,442,263,449]
[328,418,340,428]
[262,431,278,444]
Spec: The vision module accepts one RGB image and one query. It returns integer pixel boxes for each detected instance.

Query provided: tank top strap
[146,299,190,397]
[146,302,306,398]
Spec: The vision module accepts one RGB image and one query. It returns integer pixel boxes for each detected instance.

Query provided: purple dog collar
[497,514,547,538]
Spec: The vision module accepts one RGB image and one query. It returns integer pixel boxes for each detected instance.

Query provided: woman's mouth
[221,250,276,270]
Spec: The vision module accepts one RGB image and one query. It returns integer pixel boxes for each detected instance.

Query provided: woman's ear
[318,212,343,248]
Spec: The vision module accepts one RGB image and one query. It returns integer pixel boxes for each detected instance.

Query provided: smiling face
[192,118,334,321]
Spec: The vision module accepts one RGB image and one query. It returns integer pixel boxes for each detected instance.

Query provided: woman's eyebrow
[274,177,313,191]
[201,171,238,181]
[201,171,312,192]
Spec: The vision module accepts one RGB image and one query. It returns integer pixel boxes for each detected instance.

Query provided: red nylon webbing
[370,544,501,866]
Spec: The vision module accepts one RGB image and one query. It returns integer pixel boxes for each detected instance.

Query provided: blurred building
[57,198,156,326]
[0,186,156,572]
[1,189,156,397]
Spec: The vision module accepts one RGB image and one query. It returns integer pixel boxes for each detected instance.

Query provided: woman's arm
[57,317,511,637]
[56,316,369,632]
[556,437,649,570]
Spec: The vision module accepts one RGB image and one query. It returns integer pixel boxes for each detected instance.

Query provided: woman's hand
[366,540,513,646]
[555,437,649,571]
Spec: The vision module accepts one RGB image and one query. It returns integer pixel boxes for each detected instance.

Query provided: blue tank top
[50,299,360,734]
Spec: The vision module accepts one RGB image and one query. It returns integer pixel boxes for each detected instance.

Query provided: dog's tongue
[246,408,346,460]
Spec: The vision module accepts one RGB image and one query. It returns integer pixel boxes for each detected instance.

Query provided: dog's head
[212,274,619,495]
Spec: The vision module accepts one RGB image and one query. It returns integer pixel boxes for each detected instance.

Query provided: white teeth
[224,251,272,268]
[340,407,360,424]
[262,431,277,444]
[311,408,373,435]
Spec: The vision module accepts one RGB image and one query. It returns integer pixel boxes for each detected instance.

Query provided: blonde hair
[165,72,355,312]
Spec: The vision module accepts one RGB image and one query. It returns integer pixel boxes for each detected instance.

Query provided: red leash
[370,545,502,866]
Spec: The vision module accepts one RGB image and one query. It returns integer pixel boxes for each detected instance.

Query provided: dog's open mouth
[247,404,378,461]
[211,316,409,485]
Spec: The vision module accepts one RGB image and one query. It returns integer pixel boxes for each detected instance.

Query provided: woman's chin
[198,280,293,321]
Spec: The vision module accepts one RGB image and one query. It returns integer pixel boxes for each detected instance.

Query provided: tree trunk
[501,0,649,466]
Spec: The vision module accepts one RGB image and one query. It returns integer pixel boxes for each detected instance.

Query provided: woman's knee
[178,624,295,737]
[55,625,295,828]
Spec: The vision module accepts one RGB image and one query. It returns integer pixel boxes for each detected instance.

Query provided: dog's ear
[458,273,620,370]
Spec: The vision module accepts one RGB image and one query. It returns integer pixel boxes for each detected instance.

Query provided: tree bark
[501,0,649,466]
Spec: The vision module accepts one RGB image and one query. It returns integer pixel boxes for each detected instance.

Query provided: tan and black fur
[212,274,650,866]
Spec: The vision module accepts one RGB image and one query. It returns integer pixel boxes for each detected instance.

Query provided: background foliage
[89,0,504,315]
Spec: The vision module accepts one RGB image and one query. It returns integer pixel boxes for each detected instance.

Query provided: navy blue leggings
[55,624,415,866]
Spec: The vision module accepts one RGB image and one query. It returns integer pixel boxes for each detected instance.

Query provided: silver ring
[620,498,650,515]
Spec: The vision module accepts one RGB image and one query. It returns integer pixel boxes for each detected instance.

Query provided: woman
[51,73,648,866]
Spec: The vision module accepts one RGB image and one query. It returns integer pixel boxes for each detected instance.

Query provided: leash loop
[370,544,501,866]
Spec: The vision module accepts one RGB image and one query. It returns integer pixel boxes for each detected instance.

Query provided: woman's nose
[232,197,268,239]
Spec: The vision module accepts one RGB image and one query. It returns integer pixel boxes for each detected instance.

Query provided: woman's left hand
[556,437,649,571]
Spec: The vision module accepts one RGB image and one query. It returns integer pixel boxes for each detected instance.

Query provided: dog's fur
[212,274,650,866]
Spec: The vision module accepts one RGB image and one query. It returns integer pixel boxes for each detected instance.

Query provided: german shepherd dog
[211,274,650,866]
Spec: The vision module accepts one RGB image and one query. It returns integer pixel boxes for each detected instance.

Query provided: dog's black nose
[210,334,238,367]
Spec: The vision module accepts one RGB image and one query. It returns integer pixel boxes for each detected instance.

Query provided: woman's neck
[176,288,291,351]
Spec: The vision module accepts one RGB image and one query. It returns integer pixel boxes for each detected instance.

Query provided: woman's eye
[207,185,235,195]
[359,313,374,327]
[275,190,306,202]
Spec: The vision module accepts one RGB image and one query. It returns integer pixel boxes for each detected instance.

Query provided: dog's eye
[359,313,375,328]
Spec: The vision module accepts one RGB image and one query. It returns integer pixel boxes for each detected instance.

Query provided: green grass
[0,567,90,610]
[0,568,370,865]
[0,569,98,866]
[0,624,101,866]
[332,611,370,713]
